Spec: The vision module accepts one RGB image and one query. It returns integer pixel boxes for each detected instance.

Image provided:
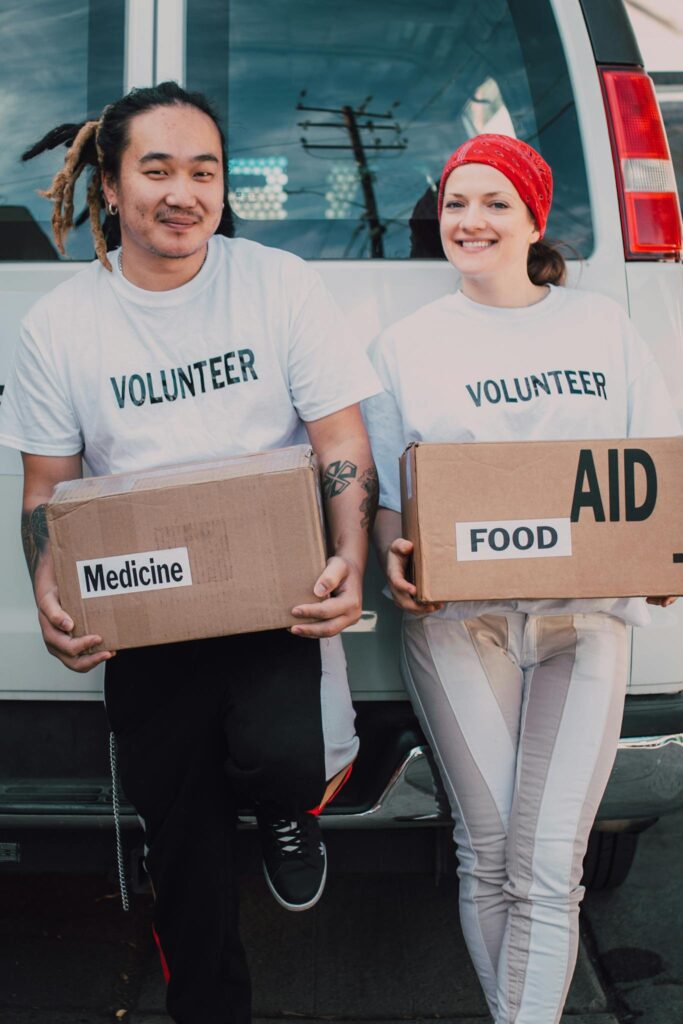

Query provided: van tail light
[600,68,682,260]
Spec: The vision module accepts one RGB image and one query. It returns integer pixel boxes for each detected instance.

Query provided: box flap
[50,445,315,503]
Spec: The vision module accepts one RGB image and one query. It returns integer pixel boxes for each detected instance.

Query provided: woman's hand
[646,595,678,608]
[386,537,444,615]
[373,507,444,616]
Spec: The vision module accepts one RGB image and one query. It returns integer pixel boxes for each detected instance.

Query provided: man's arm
[291,403,378,638]
[21,452,114,672]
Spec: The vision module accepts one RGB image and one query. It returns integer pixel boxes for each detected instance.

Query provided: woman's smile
[456,239,497,249]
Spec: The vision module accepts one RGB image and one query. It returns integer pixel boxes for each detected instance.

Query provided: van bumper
[0,694,682,830]
[323,729,683,828]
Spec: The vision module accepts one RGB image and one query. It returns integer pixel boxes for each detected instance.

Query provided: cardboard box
[47,445,327,650]
[400,438,683,602]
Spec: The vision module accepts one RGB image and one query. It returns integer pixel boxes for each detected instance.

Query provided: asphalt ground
[0,811,681,1024]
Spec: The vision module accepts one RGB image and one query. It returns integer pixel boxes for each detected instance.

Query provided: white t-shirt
[0,235,381,475]
[363,285,681,626]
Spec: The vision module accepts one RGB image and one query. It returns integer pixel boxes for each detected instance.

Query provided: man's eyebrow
[138,152,220,164]
[139,152,172,164]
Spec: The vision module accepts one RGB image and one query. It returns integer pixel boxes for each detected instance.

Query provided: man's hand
[21,451,115,673]
[301,403,377,638]
[386,537,444,615]
[37,581,114,672]
[290,555,363,638]
[646,595,678,607]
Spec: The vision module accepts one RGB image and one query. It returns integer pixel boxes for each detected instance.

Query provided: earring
[107,202,118,216]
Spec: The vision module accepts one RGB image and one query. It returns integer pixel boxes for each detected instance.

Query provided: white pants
[402,612,628,1024]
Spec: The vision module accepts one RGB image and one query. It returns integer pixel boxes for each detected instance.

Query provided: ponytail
[527,238,567,287]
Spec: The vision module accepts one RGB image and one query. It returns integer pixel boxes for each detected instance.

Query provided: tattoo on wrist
[322,459,357,498]
[359,467,379,531]
[21,504,49,583]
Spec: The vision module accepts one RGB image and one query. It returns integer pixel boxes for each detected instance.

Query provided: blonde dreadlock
[86,168,110,270]
[38,118,113,271]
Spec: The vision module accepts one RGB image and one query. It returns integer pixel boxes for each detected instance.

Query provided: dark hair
[21,81,233,269]
[527,238,567,287]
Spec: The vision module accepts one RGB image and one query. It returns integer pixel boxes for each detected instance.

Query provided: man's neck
[117,243,209,291]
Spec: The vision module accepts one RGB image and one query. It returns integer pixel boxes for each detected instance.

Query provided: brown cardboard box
[47,445,327,651]
[400,438,683,602]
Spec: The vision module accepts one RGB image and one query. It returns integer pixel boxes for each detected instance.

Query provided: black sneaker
[256,805,327,912]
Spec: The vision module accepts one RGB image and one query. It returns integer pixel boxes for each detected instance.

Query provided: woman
[363,134,680,1024]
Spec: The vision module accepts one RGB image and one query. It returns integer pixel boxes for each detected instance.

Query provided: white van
[1,0,682,888]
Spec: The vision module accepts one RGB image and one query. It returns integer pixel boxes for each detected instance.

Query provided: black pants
[104,630,327,1024]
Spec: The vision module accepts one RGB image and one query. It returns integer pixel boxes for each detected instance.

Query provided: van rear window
[187,0,593,259]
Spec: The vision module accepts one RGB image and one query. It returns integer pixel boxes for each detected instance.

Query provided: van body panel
[626,261,683,693]
[625,262,683,413]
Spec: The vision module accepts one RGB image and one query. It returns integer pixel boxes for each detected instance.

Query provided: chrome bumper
[321,732,683,829]
[595,733,683,822]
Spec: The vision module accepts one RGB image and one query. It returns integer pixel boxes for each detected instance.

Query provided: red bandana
[437,134,553,237]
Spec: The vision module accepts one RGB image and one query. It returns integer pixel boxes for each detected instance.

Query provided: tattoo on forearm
[359,467,379,531]
[21,504,49,584]
[322,459,357,498]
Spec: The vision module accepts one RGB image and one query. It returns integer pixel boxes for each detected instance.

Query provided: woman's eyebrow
[445,190,514,198]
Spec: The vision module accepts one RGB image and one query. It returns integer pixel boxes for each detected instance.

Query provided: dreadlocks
[22,82,233,271]
[27,120,107,266]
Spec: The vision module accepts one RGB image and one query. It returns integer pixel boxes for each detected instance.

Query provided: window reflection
[463,79,515,138]
[229,157,289,220]
[186,0,593,259]
[0,0,124,261]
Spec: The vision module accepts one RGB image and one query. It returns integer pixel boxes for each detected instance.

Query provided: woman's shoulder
[560,285,629,322]
[560,288,648,376]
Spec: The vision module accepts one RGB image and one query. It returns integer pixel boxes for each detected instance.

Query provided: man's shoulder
[216,235,313,283]
[23,259,104,329]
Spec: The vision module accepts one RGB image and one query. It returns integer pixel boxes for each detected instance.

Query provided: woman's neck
[461,272,549,309]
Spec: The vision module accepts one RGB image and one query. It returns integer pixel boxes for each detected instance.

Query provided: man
[0,81,380,1024]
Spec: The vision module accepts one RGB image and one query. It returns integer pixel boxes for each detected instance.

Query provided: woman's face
[439,162,540,281]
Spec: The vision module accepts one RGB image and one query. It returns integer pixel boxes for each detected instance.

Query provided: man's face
[104,104,225,262]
